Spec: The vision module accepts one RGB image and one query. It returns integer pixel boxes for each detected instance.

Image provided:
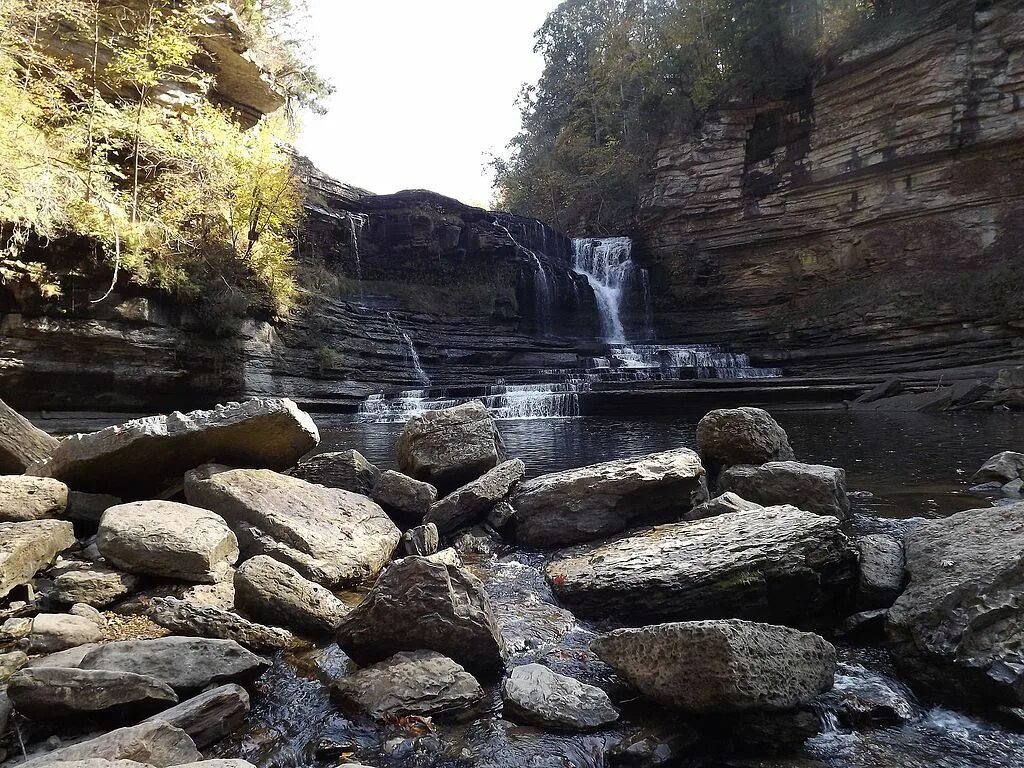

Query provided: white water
[345,212,368,283]
[495,217,558,334]
[386,313,430,386]
[572,237,649,344]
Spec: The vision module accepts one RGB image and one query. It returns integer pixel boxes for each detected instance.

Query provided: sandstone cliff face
[638,0,1024,375]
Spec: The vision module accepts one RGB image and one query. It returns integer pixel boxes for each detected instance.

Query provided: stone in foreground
[288,449,380,495]
[332,650,484,719]
[145,684,250,748]
[336,556,507,673]
[0,398,59,474]
[0,475,68,522]
[718,461,850,519]
[234,555,348,634]
[502,663,618,730]
[371,470,438,523]
[185,466,399,587]
[426,459,526,535]
[97,501,238,583]
[23,613,104,653]
[0,519,76,598]
[8,666,178,720]
[512,449,707,548]
[18,721,201,767]
[546,505,857,626]
[592,620,836,712]
[148,596,295,651]
[696,407,795,469]
[27,398,319,499]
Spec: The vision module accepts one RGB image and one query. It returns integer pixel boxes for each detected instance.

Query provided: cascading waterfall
[572,237,651,345]
[386,313,430,386]
[495,218,557,333]
[345,212,369,283]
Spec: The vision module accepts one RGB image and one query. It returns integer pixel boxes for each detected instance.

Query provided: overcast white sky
[296,0,560,208]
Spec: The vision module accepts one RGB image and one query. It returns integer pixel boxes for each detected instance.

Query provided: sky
[296,0,561,208]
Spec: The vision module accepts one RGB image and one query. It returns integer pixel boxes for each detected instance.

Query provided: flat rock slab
[502,663,618,730]
[8,666,178,720]
[592,620,836,712]
[0,475,68,522]
[718,461,850,519]
[426,459,526,535]
[512,449,707,548]
[145,683,250,749]
[18,721,201,767]
[288,449,380,495]
[234,555,348,635]
[24,613,104,653]
[185,466,399,587]
[0,519,76,598]
[546,505,858,626]
[148,596,295,651]
[696,407,794,469]
[0,398,59,473]
[27,398,319,499]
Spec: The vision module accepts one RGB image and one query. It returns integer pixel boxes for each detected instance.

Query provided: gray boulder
[396,401,506,495]
[144,684,250,748]
[97,501,238,583]
[502,663,618,730]
[546,505,858,626]
[234,555,348,634]
[696,407,795,469]
[972,451,1024,485]
[371,470,438,523]
[426,459,526,535]
[332,650,484,719]
[27,643,101,669]
[0,398,59,474]
[288,449,380,495]
[27,398,319,499]
[512,449,707,548]
[402,523,439,556]
[0,476,68,522]
[855,535,905,610]
[0,519,76,598]
[685,491,763,521]
[23,613,104,653]
[148,596,295,651]
[185,466,399,587]
[17,721,201,766]
[0,650,27,683]
[718,461,850,519]
[592,620,836,712]
[54,564,140,607]
[336,556,507,673]
[8,666,178,720]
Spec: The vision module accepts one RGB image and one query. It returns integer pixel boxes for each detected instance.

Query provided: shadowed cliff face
[637,0,1024,376]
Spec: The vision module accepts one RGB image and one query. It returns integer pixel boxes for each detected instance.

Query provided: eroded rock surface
[234,555,348,634]
[696,408,794,469]
[426,459,526,535]
[17,721,201,766]
[0,398,59,474]
[502,663,618,730]
[148,596,295,651]
[718,461,850,519]
[289,449,380,495]
[0,519,75,598]
[8,666,178,720]
[0,476,68,522]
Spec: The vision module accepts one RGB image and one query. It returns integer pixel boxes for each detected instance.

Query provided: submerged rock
[144,684,250,749]
[502,663,618,730]
[17,721,201,766]
[695,407,795,469]
[512,449,707,548]
[27,398,319,499]
[234,555,348,634]
[148,596,295,651]
[718,461,850,519]
[0,398,59,474]
[0,519,76,598]
[372,469,438,523]
[426,459,526,535]
[0,476,68,522]
[288,449,380,495]
[8,666,178,720]
[685,491,763,521]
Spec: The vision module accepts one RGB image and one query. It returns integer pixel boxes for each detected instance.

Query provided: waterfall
[495,218,557,333]
[386,313,430,386]
[345,212,369,282]
[572,237,652,344]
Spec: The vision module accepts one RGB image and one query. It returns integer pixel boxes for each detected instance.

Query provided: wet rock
[80,637,269,694]
[452,526,501,557]
[54,565,140,607]
[836,609,888,641]
[426,459,526,535]
[855,534,904,610]
[547,506,857,626]
[718,461,850,519]
[336,556,507,673]
[0,650,27,683]
[144,684,250,748]
[185,466,399,587]
[148,596,295,651]
[23,613,104,653]
[0,398,59,474]
[593,620,836,712]
[65,491,122,525]
[0,476,68,522]
[0,519,76,598]
[696,407,795,469]
[972,451,1024,485]
[26,398,319,499]
[402,523,439,556]
[371,470,437,523]
[512,449,707,548]
[608,728,697,766]
[685,491,763,521]
[396,401,506,495]
[332,650,484,719]
[234,555,348,634]
[17,721,201,766]
[288,449,380,495]
[486,500,516,530]
[7,666,178,720]
[887,502,1024,705]
[97,501,238,584]
[502,663,618,730]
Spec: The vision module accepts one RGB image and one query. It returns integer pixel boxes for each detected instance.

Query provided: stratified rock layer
[0,519,76,598]
[0,398,59,473]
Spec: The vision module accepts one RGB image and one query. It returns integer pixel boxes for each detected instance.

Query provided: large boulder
[144,684,250,748]
[396,401,506,495]
[23,613,104,653]
[27,398,319,499]
[0,476,68,522]
[502,663,618,730]
[97,501,238,583]
[8,667,178,720]
[185,466,399,587]
[511,449,707,548]
[718,461,850,519]
[546,506,858,626]
[695,407,795,469]
[886,502,1024,705]
[371,470,437,524]
[0,519,75,598]
[336,556,507,673]
[288,449,380,495]
[0,398,59,473]
[54,564,140,607]
[148,596,295,651]
[592,620,836,712]
[234,555,348,634]
[331,650,484,720]
[426,459,526,535]
[17,721,201,766]
[972,451,1024,485]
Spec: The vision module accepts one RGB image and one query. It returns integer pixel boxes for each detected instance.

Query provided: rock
[0,519,76,598]
[592,620,836,712]
[546,505,858,625]
[17,721,201,766]
[402,523,439,556]
[836,608,889,641]
[185,466,399,587]
[65,491,123,525]
[54,565,140,607]
[23,613,104,653]
[145,684,250,748]
[148,596,295,651]
[695,407,795,469]
[97,501,238,584]
[425,459,525,535]
[486,500,516,530]
[371,470,438,523]
[854,377,904,404]
[0,650,27,683]
[71,603,106,627]
[684,491,763,521]
[27,398,319,499]
[7,666,178,720]
[718,461,850,519]
[993,366,1024,409]
[502,663,618,730]
[288,449,380,495]
[234,555,348,634]
[336,556,507,673]
[0,398,59,474]
[396,401,506,495]
[972,451,1024,485]
[1,617,33,643]
[422,547,464,567]
[0,476,68,522]
[512,449,707,548]
[27,643,101,669]
[855,535,905,610]
[452,526,500,557]
[887,502,1024,705]
[80,637,269,694]
[331,650,484,719]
